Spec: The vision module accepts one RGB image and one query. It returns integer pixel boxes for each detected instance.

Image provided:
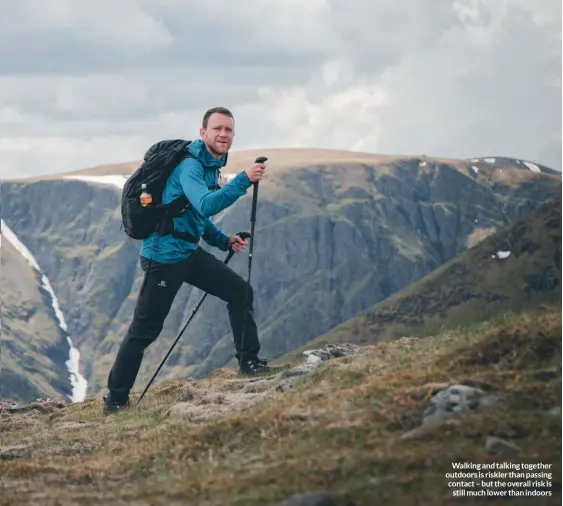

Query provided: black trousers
[107,247,260,400]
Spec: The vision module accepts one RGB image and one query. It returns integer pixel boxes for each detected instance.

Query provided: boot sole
[239,365,290,377]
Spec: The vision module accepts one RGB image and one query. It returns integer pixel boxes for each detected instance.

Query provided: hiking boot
[236,354,268,366]
[239,358,272,376]
[102,394,130,415]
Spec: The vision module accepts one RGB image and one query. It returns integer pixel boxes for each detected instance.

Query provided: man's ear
[199,127,205,138]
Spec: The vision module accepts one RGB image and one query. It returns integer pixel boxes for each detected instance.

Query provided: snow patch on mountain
[62,175,129,189]
[1,220,88,402]
[523,161,541,173]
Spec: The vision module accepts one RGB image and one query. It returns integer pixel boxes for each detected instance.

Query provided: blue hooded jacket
[140,139,252,263]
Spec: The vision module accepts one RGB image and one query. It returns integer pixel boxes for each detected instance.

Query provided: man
[103,106,269,414]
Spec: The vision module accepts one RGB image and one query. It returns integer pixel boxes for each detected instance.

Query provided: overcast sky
[0,0,561,178]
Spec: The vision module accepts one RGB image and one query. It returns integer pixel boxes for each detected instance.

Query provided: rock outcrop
[165,344,361,423]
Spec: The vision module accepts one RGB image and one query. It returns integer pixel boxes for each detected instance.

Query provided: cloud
[0,0,560,178]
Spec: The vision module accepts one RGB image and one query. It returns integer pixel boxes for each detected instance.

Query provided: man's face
[200,113,234,157]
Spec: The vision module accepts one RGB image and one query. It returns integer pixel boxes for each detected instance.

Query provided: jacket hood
[187,139,228,170]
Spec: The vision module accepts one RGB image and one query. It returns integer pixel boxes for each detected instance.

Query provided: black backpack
[121,139,223,242]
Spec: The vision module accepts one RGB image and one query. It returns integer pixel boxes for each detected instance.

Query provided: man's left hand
[228,234,248,253]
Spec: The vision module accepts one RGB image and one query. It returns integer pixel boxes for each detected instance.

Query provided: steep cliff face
[1,179,139,385]
[1,238,71,402]
[1,149,560,398]
[299,198,562,351]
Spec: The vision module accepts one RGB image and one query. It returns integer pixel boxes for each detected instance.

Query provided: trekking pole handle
[254,157,268,184]
[225,231,251,262]
[250,157,266,219]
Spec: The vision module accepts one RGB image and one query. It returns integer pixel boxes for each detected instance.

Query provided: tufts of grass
[0,304,561,505]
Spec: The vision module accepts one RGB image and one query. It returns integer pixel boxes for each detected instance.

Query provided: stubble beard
[205,140,229,159]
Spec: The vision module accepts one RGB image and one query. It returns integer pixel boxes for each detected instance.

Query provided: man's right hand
[245,162,266,183]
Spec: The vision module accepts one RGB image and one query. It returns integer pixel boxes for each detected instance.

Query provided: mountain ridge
[4,146,559,182]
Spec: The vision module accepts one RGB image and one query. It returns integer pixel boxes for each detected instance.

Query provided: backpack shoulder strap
[154,150,223,243]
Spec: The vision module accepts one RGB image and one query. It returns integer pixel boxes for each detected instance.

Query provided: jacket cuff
[220,233,230,251]
[235,171,253,190]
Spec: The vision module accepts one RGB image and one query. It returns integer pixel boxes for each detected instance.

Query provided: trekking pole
[136,231,251,406]
[239,156,268,366]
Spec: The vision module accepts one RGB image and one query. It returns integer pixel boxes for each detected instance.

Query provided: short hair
[202,107,234,128]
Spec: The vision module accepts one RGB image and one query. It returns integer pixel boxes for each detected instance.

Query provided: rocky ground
[1,304,561,505]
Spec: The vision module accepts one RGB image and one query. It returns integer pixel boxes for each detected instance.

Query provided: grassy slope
[0,303,560,505]
[290,199,561,354]
[0,240,71,403]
